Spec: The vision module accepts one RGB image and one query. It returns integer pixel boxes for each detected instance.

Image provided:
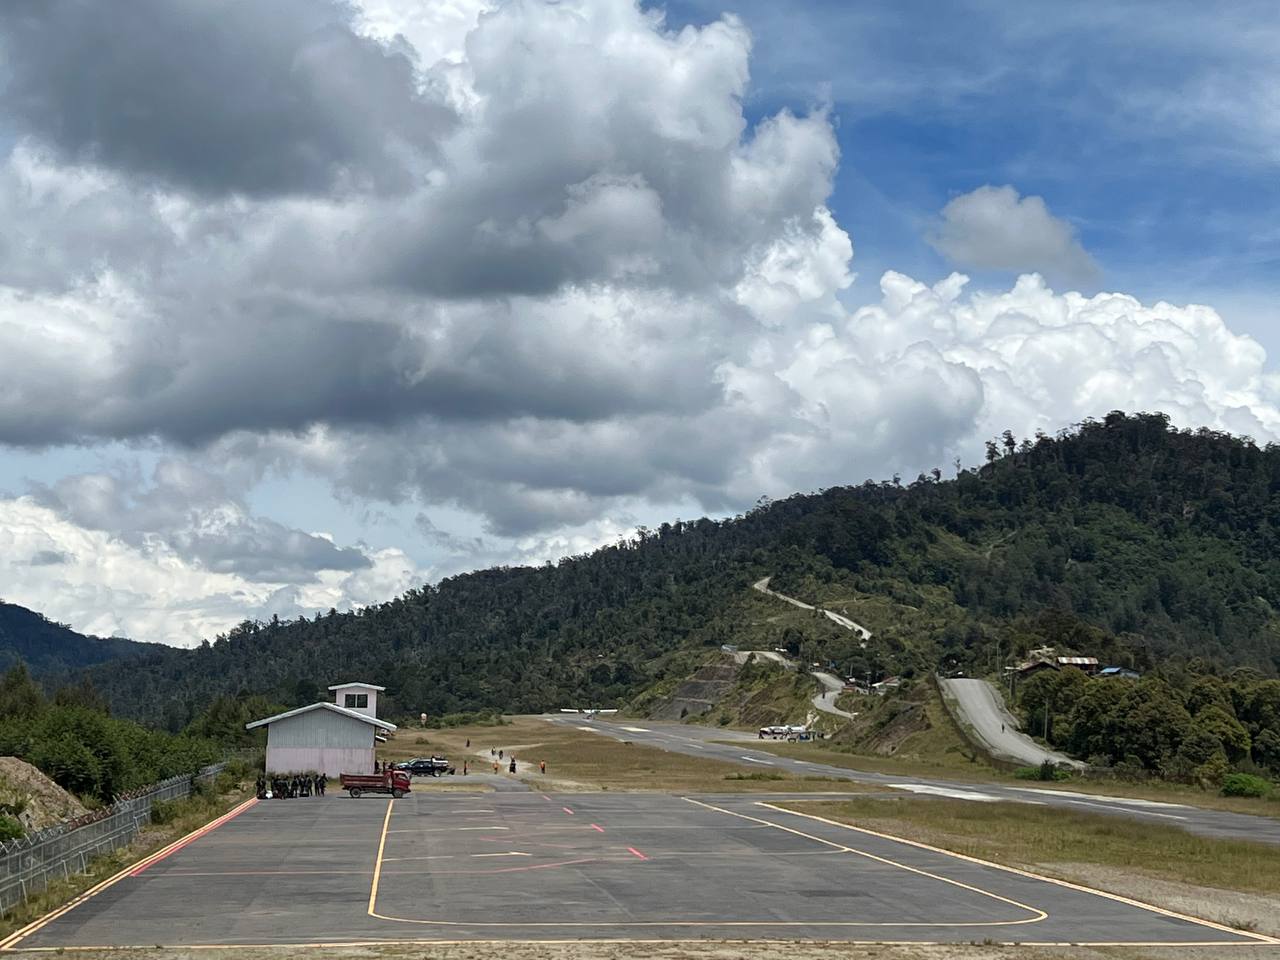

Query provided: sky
[0,0,1277,645]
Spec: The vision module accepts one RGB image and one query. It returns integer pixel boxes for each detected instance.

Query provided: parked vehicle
[395,757,453,777]
[340,768,412,798]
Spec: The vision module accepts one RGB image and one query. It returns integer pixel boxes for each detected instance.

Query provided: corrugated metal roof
[1056,657,1099,665]
[327,681,387,691]
[245,700,397,731]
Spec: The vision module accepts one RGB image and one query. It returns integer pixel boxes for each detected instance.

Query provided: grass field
[741,736,1280,818]
[777,794,1280,900]
[378,717,878,793]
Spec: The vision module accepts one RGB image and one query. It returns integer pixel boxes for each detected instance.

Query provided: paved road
[8,789,1271,949]
[939,677,1084,769]
[752,577,872,640]
[811,670,858,719]
[551,717,1280,846]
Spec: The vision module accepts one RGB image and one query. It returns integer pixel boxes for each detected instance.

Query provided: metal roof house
[246,682,396,778]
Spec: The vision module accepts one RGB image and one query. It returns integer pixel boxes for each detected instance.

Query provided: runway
[3,789,1272,950]
[553,716,1280,845]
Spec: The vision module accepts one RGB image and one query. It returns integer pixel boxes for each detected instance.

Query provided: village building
[246,681,395,778]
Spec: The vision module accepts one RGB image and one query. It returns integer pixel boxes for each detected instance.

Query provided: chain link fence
[0,762,226,916]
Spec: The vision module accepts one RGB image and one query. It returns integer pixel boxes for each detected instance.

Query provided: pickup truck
[395,756,453,777]
[339,768,412,798]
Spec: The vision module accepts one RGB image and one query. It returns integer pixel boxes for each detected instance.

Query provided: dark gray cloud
[27,549,71,566]
[0,0,453,197]
[30,462,371,583]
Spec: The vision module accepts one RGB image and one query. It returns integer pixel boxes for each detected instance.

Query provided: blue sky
[662,0,1279,341]
[0,0,1276,643]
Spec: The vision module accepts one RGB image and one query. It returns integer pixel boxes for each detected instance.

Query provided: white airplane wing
[559,708,583,714]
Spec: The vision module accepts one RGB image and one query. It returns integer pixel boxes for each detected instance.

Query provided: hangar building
[246,681,396,778]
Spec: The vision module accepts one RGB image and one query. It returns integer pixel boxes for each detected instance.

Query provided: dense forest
[0,602,154,675]
[0,664,223,810]
[58,413,1280,740]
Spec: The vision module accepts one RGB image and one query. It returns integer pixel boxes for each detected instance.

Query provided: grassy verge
[775,795,1280,897]
[380,717,876,793]
[0,776,251,941]
[741,737,1280,819]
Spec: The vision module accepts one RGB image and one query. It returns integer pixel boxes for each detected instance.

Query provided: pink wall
[267,745,374,779]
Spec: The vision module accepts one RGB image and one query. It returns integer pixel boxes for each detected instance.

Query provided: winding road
[938,677,1084,769]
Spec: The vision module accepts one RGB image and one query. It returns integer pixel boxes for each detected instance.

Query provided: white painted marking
[577,726,596,731]
[889,783,1004,803]
[472,851,531,858]
[621,726,650,733]
[1011,788,1187,810]
[741,756,774,765]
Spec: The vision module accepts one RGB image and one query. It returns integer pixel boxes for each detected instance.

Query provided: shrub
[0,815,23,842]
[150,798,180,825]
[1221,773,1272,798]
[1015,760,1072,782]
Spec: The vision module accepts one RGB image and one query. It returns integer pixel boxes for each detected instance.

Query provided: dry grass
[777,795,1280,899]
[380,718,879,793]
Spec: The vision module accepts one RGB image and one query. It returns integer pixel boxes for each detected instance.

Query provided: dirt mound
[0,756,89,833]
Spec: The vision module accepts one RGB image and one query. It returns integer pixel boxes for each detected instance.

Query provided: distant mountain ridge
[0,602,155,675]
[71,412,1280,730]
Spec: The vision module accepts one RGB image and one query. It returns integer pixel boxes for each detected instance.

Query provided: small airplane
[559,708,619,719]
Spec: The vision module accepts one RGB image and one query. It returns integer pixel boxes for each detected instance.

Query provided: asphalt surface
[551,717,1280,846]
[7,788,1271,949]
[939,677,1083,769]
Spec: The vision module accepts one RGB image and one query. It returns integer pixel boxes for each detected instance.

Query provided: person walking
[498,749,504,760]
[317,773,326,796]
[509,757,517,774]
[466,739,470,748]
[492,760,499,774]
[539,760,546,775]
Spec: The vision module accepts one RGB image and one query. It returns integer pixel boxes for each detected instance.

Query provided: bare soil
[0,755,88,830]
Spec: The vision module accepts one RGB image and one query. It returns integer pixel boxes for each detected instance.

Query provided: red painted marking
[130,798,258,877]
[542,794,552,802]
[562,806,574,815]
[627,846,648,860]
[590,823,605,833]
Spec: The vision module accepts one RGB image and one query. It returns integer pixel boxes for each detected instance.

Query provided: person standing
[463,760,468,775]
[318,773,327,796]
[539,760,546,775]
[509,757,516,774]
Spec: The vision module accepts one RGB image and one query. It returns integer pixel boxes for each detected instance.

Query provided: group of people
[255,772,326,799]
[484,748,547,776]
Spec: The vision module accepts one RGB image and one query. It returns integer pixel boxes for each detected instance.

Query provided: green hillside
[0,602,155,675]
[81,412,1280,742]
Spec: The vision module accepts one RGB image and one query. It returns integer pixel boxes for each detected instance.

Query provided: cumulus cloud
[0,496,422,644]
[0,0,454,197]
[0,0,1275,646]
[929,185,1101,287]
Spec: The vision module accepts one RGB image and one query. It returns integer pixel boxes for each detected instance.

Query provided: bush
[1221,773,1272,798]
[0,815,24,842]
[1015,760,1071,782]
[150,798,181,825]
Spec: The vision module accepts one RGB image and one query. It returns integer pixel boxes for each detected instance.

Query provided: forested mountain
[82,413,1280,731]
[0,602,155,675]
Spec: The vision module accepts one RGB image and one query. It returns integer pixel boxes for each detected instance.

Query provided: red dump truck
[340,768,412,798]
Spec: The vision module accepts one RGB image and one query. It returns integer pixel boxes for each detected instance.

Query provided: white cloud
[929,185,1100,287]
[0,0,1277,647]
[0,496,423,645]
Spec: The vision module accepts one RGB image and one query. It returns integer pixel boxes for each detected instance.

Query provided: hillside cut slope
[79,413,1280,730]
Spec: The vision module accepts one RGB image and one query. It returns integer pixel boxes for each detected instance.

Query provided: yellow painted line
[0,797,258,952]
[366,797,394,916]
[365,796,1044,930]
[6,938,1274,952]
[757,802,1280,946]
[683,798,1046,926]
